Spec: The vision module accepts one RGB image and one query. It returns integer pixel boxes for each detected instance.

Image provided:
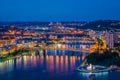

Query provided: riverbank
[0,50,30,61]
[86,52,120,67]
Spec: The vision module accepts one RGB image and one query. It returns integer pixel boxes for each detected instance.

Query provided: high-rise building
[105,31,114,49]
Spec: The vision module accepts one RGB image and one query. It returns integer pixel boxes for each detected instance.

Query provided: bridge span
[25,47,90,53]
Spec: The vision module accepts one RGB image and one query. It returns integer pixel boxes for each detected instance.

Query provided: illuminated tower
[105,30,114,49]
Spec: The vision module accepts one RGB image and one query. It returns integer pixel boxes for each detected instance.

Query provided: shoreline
[0,50,30,62]
[0,55,22,62]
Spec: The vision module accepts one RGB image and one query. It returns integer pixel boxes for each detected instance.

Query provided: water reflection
[0,50,82,75]
[0,59,14,74]
[77,72,108,80]
[0,50,112,80]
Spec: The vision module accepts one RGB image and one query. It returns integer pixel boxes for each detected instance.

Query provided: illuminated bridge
[25,47,90,53]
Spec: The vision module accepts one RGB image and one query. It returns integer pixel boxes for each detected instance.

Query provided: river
[0,50,120,80]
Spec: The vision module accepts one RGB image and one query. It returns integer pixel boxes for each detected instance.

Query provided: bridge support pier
[43,49,46,57]
[72,51,74,56]
[80,51,83,57]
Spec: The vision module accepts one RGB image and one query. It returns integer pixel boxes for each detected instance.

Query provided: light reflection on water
[0,50,119,80]
[0,50,83,75]
[0,59,14,73]
[77,72,108,80]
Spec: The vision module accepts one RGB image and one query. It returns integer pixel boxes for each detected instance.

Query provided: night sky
[0,0,120,21]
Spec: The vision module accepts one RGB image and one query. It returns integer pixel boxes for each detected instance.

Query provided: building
[114,31,120,43]
[105,31,114,49]
[0,35,16,47]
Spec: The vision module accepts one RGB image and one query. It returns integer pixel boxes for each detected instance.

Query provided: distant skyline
[0,0,120,21]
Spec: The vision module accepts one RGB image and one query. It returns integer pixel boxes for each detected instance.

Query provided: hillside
[78,20,120,30]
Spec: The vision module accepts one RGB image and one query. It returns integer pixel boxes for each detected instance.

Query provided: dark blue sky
[0,0,120,21]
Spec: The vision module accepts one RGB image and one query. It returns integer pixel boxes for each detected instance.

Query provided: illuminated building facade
[105,31,114,49]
